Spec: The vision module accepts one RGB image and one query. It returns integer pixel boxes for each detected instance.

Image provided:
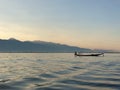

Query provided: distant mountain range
[0,38,90,53]
[0,38,115,53]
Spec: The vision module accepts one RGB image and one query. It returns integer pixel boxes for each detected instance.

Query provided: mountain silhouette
[0,38,92,53]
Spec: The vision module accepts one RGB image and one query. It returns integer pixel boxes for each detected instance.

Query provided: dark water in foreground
[0,53,120,90]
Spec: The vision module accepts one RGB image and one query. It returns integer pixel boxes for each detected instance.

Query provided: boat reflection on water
[74,52,104,56]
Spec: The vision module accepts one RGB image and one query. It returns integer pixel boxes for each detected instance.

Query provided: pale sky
[0,0,120,51]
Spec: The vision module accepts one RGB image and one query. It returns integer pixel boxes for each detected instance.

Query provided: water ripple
[0,53,119,90]
[59,79,120,89]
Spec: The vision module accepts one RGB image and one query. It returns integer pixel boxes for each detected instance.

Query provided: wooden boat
[74,52,104,56]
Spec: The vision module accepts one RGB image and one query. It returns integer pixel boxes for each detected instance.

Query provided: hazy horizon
[0,0,120,51]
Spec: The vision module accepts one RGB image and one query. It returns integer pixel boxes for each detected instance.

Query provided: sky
[0,0,120,51]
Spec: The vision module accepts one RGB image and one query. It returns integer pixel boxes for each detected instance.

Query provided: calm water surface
[0,53,120,90]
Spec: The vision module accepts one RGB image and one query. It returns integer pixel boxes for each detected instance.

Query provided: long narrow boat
[74,52,104,56]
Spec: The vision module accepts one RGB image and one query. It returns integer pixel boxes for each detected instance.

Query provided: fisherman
[74,51,77,56]
[102,52,104,56]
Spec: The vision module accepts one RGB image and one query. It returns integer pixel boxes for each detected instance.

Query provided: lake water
[0,53,120,90]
